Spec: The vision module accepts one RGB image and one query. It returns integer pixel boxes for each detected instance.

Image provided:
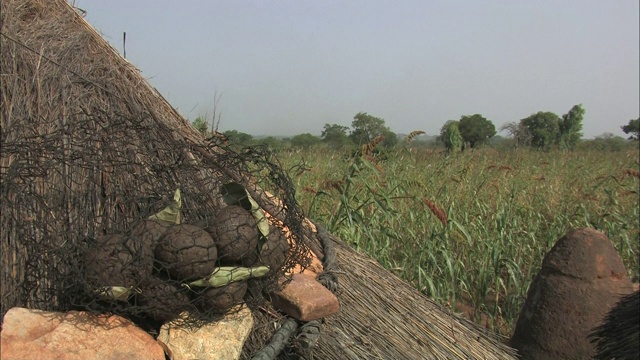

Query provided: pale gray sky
[75,1,639,138]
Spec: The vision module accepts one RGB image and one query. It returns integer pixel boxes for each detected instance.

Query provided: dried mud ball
[205,205,259,265]
[193,281,248,313]
[154,224,218,281]
[84,234,154,290]
[137,275,190,322]
[131,219,173,250]
[192,217,214,229]
[257,225,290,274]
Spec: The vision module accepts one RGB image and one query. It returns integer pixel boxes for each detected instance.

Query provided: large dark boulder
[510,228,635,360]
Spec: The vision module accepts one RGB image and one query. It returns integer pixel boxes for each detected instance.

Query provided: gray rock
[158,305,254,360]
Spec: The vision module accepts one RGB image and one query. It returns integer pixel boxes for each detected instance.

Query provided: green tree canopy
[621,118,639,140]
[558,104,585,150]
[381,129,399,148]
[457,114,496,148]
[192,116,209,135]
[349,112,390,146]
[290,133,321,148]
[222,130,253,145]
[321,123,351,148]
[585,133,629,152]
[438,120,463,154]
[257,136,285,151]
[520,111,561,150]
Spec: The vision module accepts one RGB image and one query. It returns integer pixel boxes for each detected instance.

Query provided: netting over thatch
[2,1,518,358]
[1,0,311,333]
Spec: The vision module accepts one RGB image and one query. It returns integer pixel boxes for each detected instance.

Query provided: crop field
[274,146,639,336]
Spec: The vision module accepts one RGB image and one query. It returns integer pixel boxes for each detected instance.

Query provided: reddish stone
[0,307,164,360]
[287,251,324,278]
[271,273,339,321]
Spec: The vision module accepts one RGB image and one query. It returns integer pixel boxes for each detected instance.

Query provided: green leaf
[220,182,270,239]
[187,266,271,288]
[94,286,136,301]
[149,188,181,224]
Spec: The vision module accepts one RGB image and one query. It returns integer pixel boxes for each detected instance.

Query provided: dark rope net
[244,220,339,359]
[0,1,315,355]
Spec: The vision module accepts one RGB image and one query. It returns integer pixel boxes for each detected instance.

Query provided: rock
[0,307,164,360]
[270,273,339,321]
[157,305,253,360]
[287,250,323,278]
[510,228,635,360]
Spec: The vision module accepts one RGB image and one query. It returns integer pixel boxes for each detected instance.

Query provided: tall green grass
[277,146,639,336]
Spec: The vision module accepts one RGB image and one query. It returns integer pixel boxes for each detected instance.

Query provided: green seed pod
[187,266,270,288]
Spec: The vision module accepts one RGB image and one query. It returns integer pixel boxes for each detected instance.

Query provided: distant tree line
[437,114,497,154]
[191,106,638,153]
[498,104,585,151]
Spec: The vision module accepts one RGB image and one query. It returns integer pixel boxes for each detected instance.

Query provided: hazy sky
[75,1,639,138]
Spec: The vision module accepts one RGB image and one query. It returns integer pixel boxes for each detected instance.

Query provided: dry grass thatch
[0,0,309,330]
[293,229,517,360]
[1,0,517,358]
[590,290,639,360]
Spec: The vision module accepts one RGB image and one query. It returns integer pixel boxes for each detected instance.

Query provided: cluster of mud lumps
[82,205,291,323]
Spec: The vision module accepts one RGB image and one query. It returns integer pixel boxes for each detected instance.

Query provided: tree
[321,123,351,148]
[290,133,321,148]
[520,111,560,150]
[349,112,390,146]
[558,104,584,150]
[192,116,209,135]
[437,120,456,143]
[222,130,253,145]
[500,121,531,148]
[586,133,628,152]
[381,129,399,148]
[438,120,463,154]
[621,118,639,140]
[258,136,285,151]
[457,114,496,148]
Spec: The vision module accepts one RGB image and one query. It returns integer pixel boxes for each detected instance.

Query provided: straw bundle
[2,1,518,358]
[293,227,517,360]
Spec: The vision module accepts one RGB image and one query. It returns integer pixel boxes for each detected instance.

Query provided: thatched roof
[1,0,307,323]
[1,0,517,358]
[590,290,639,360]
[294,227,517,360]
